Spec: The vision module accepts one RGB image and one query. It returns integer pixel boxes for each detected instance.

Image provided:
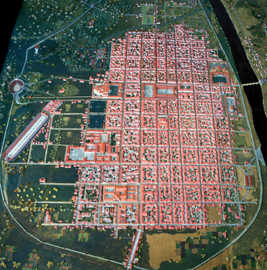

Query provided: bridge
[241,81,261,87]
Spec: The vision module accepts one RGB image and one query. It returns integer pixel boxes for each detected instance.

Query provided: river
[208,0,267,162]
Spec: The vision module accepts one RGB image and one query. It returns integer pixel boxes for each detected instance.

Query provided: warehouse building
[2,113,49,161]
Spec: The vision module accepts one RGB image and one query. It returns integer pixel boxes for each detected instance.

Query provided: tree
[12,261,21,269]
[47,261,53,268]
[0,261,6,268]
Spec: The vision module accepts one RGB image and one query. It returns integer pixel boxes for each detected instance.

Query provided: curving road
[0,1,148,269]
[0,1,264,270]
[192,1,264,269]
[18,1,102,78]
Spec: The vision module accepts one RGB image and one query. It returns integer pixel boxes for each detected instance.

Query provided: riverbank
[208,0,267,162]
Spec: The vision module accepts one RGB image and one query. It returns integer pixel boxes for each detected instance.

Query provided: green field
[141,4,155,25]
[52,114,82,129]
[30,145,46,163]
[50,129,81,145]
[46,145,66,162]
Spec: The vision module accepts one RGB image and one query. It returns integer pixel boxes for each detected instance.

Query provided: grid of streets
[9,24,246,229]
[69,24,242,229]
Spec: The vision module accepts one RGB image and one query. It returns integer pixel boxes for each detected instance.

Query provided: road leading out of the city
[192,1,264,269]
[0,1,265,269]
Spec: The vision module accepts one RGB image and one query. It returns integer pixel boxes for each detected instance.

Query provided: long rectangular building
[2,113,49,162]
